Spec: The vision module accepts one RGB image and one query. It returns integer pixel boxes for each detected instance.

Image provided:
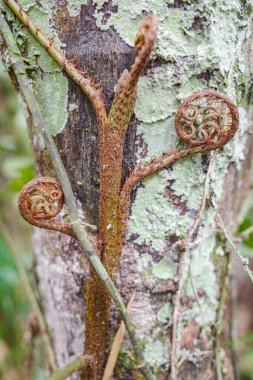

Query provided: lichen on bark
[92,0,253,377]
[1,0,252,379]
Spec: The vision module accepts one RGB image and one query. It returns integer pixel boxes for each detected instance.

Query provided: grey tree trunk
[2,1,253,379]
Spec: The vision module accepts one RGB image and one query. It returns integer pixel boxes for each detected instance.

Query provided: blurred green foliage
[0,59,34,207]
[0,232,30,377]
[240,348,253,380]
[0,60,33,379]
[236,198,253,380]
[238,189,253,256]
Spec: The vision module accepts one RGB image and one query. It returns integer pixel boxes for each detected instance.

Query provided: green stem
[45,356,90,380]
[0,218,57,372]
[0,12,154,380]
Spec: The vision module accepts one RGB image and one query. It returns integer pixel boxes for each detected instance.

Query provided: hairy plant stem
[0,218,57,372]
[85,16,159,369]
[0,12,155,380]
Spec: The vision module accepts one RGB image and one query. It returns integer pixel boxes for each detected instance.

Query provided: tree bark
[1,1,253,379]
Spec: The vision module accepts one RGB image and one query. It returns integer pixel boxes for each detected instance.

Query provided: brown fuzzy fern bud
[175,89,239,149]
[135,14,158,54]
[130,14,158,85]
[18,177,75,237]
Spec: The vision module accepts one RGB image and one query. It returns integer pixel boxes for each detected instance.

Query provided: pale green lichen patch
[136,117,177,160]
[135,65,178,123]
[129,171,192,251]
[200,13,237,75]
[156,9,203,61]
[21,0,35,11]
[178,347,212,366]
[153,257,177,280]
[176,78,204,101]
[93,0,167,45]
[16,2,69,136]
[136,252,153,277]
[69,102,78,112]
[169,154,206,210]
[157,303,172,324]
[67,0,87,17]
[135,251,177,288]
[135,71,206,126]
[105,0,253,371]
[143,339,169,370]
[210,107,249,205]
[22,7,62,72]
[20,0,51,13]
[182,225,218,327]
[33,73,68,136]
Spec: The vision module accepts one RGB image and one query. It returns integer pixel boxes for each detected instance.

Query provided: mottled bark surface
[2,0,253,379]
[33,2,138,374]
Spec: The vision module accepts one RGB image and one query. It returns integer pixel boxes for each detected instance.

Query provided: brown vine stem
[0,12,155,380]
[84,14,159,372]
[0,218,57,372]
[3,0,108,149]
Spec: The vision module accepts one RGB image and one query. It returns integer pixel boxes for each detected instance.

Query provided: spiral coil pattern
[175,89,239,148]
[18,177,74,237]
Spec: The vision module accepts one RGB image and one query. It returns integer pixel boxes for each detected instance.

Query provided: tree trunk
[1,1,253,379]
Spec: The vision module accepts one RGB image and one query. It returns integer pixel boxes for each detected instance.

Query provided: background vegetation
[0,60,253,379]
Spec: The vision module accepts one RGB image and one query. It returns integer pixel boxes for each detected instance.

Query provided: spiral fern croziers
[18,177,75,237]
[175,89,239,149]
[118,89,239,253]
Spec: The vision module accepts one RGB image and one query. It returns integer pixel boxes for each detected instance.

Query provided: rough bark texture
[2,0,253,379]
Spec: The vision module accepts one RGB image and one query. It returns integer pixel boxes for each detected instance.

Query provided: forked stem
[0,12,155,380]
[84,14,159,369]
[1,4,240,380]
